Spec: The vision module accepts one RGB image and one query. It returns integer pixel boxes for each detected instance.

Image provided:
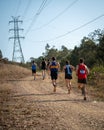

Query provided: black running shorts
[51,71,58,80]
[32,69,36,73]
[78,78,87,84]
[65,74,72,79]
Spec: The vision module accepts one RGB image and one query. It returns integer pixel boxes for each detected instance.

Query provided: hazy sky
[0,0,104,62]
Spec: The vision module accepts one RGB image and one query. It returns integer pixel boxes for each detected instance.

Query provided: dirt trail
[0,73,104,130]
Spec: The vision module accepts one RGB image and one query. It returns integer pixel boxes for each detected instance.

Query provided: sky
[0,0,104,62]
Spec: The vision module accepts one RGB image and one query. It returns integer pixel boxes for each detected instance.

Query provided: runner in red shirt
[76,58,89,100]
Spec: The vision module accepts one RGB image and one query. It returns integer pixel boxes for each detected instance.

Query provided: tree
[70,37,97,68]
[47,47,58,59]
[79,37,97,67]
[0,50,3,59]
[43,44,58,60]
[88,29,104,43]
[70,46,79,66]
[97,35,104,64]
[88,29,104,65]
[44,43,50,58]
[57,45,71,69]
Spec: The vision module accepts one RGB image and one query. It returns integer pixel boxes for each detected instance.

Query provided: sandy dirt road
[0,73,104,130]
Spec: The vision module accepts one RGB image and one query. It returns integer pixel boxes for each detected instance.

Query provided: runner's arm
[70,65,75,71]
[85,66,89,75]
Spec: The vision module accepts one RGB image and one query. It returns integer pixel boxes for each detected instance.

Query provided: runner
[31,60,37,80]
[76,58,89,100]
[41,58,46,80]
[63,61,75,94]
[49,57,60,92]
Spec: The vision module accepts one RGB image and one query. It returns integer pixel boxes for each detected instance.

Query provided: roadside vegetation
[88,66,104,101]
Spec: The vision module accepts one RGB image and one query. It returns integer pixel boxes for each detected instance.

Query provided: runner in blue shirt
[63,61,75,94]
[32,61,37,80]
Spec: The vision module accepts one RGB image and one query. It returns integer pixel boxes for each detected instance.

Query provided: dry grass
[88,73,104,101]
[0,63,31,81]
[58,71,104,101]
[0,63,32,129]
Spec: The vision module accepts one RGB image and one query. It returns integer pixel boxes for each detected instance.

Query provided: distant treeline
[30,28,104,69]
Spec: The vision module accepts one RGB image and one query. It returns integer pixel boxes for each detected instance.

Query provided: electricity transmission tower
[9,16,25,63]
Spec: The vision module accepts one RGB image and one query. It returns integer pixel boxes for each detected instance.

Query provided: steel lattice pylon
[9,16,25,63]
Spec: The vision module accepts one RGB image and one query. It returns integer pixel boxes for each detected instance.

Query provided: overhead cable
[15,0,21,16]
[25,0,48,36]
[33,0,79,31]
[21,0,32,20]
[35,13,104,42]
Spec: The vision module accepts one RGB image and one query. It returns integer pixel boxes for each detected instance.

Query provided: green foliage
[70,29,104,68]
[97,35,104,63]
[0,50,3,58]
[57,46,71,69]
[29,28,104,70]
[70,46,79,66]
[88,65,104,82]
[91,65,104,73]
[71,37,97,67]
[88,65,104,101]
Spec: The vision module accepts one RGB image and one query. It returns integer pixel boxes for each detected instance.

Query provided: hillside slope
[0,63,31,81]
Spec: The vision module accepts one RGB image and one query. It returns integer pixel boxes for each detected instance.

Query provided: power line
[25,0,48,36]
[37,0,47,15]
[15,0,21,16]
[21,0,32,20]
[35,13,104,42]
[23,0,52,22]
[33,0,79,31]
